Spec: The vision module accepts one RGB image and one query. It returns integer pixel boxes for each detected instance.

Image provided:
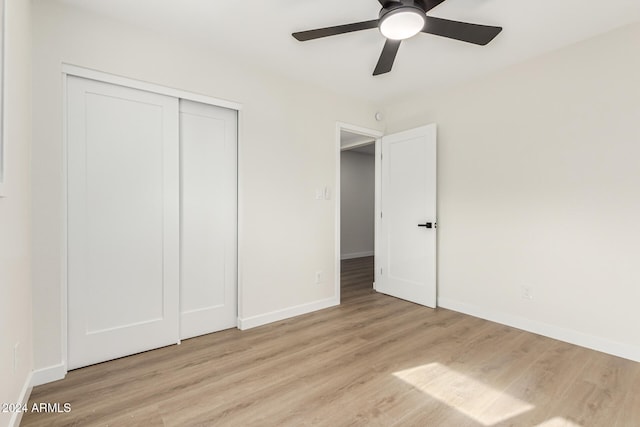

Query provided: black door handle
[418,222,433,228]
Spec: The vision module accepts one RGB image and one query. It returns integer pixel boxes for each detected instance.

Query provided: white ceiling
[348,144,376,155]
[341,131,375,154]
[58,0,640,104]
[341,130,375,148]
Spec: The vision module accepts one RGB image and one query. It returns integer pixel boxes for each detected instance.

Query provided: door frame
[335,122,383,302]
[60,64,243,377]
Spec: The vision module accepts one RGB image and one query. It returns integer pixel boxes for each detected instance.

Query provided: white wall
[31,0,381,375]
[340,150,375,259]
[386,23,640,361]
[0,0,33,425]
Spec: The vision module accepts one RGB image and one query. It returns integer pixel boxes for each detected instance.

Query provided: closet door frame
[61,64,243,375]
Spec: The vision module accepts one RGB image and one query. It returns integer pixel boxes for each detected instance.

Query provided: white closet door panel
[68,76,180,369]
[180,99,237,339]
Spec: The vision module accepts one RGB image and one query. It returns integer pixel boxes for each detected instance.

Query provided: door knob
[418,222,433,228]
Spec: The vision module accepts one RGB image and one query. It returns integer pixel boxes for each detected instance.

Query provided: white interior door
[67,76,180,369]
[180,100,237,339]
[376,124,437,307]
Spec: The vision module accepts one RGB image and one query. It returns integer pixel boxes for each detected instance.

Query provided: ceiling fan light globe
[379,8,426,40]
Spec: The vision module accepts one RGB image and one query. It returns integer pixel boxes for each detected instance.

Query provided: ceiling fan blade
[373,39,402,76]
[422,0,447,13]
[422,16,502,45]
[293,20,379,42]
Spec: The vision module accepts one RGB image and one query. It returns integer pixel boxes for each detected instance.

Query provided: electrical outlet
[13,342,19,373]
[522,286,533,300]
[315,270,323,284]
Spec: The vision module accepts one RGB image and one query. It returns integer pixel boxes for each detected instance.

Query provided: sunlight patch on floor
[536,417,583,427]
[393,362,534,426]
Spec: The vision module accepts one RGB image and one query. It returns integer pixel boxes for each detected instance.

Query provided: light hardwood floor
[22,257,639,426]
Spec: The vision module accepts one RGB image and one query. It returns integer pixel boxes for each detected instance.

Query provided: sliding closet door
[180,100,237,339]
[67,76,180,369]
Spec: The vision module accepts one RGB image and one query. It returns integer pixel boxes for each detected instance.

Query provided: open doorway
[341,134,375,260]
[336,124,383,303]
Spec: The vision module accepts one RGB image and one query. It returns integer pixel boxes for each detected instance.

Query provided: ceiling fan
[292,0,502,76]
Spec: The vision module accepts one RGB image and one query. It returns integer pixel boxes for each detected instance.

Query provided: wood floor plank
[539,351,638,427]
[21,257,640,426]
[615,362,640,427]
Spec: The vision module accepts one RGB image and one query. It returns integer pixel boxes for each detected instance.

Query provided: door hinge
[380,268,383,275]
[380,211,383,218]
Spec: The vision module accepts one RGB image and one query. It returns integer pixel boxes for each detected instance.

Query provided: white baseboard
[438,297,640,363]
[31,363,67,387]
[9,371,33,427]
[340,251,374,260]
[238,297,339,330]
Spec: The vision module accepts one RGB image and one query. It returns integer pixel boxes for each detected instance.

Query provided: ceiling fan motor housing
[379,0,431,15]
[379,1,428,40]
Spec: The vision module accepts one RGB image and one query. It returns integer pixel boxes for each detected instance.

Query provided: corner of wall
[0,0,35,424]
